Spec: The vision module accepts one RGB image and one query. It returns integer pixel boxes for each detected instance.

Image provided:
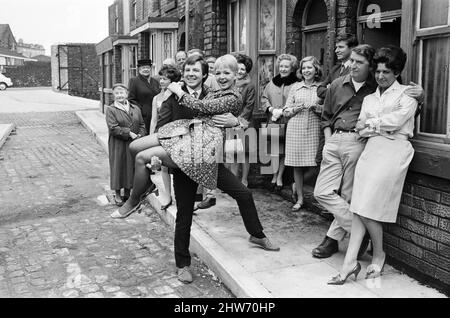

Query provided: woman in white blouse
[328,46,418,285]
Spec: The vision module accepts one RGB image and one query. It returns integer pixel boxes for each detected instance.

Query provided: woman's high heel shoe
[327,262,361,285]
[365,255,386,279]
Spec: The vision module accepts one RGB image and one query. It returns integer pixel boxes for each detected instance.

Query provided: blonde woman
[283,56,323,211]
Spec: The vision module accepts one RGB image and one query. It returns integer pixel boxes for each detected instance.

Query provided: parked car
[0,73,13,90]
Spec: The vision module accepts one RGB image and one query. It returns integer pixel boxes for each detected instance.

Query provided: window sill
[409,139,450,180]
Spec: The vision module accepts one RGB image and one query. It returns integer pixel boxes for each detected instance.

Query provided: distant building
[16,39,46,58]
[0,24,36,72]
[0,24,17,51]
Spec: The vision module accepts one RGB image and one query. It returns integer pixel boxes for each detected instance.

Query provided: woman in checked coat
[283,56,323,212]
[106,83,147,206]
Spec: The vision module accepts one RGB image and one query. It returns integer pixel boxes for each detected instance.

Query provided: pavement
[0,87,99,113]
[0,91,232,298]
[77,109,447,298]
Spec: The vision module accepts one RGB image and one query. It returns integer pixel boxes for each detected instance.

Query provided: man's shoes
[249,236,280,251]
[312,236,338,258]
[195,197,216,210]
[357,233,370,260]
[177,267,193,284]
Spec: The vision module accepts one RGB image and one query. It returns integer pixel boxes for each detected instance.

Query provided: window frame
[414,0,450,142]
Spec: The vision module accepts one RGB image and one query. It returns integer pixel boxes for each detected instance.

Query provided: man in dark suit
[317,34,359,101]
[156,55,280,284]
[128,59,161,134]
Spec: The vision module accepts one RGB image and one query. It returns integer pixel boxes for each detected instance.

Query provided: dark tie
[192,91,198,99]
[339,64,347,76]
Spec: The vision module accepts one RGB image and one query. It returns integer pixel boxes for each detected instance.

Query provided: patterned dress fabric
[285,81,322,167]
[158,88,242,189]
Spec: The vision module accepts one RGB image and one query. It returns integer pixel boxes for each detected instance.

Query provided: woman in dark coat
[106,83,147,207]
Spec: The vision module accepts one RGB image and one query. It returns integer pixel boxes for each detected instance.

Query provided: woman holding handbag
[261,54,299,192]
[283,56,323,211]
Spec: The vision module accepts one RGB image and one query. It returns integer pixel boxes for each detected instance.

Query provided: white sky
[0,0,113,55]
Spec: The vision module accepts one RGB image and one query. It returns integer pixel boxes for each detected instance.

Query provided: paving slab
[77,109,447,298]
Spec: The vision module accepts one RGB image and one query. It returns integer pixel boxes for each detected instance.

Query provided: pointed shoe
[327,262,361,285]
[365,255,386,279]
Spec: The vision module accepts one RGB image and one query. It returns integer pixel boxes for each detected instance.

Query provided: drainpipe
[329,0,337,67]
[185,0,190,51]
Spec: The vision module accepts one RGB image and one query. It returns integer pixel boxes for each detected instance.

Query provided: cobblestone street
[0,111,233,298]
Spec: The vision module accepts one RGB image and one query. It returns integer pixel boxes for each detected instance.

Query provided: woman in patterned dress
[111,54,243,218]
[283,56,323,211]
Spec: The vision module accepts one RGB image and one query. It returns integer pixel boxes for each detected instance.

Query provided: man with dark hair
[156,56,280,284]
[317,34,359,100]
[312,44,424,259]
[312,44,376,259]
[128,59,161,134]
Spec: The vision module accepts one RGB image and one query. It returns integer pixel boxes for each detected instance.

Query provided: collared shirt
[285,80,320,112]
[358,81,418,139]
[186,86,202,99]
[321,73,378,131]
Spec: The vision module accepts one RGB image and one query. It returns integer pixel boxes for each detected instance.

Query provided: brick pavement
[0,112,233,298]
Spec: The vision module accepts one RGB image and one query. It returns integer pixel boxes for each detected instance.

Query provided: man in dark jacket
[156,55,280,284]
[128,59,160,133]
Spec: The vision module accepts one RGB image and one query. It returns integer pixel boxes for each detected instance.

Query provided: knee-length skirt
[285,110,320,167]
[350,136,414,223]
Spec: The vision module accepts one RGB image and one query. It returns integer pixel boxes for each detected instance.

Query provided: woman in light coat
[261,54,299,193]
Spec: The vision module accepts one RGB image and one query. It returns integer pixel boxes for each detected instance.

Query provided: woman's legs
[360,216,385,268]
[230,163,239,177]
[123,188,131,200]
[270,155,279,184]
[129,134,160,158]
[119,136,178,214]
[242,161,250,187]
[341,214,366,275]
[276,157,285,186]
[293,167,304,204]
[160,166,172,205]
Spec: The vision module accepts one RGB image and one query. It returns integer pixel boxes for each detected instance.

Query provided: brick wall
[109,1,124,35]
[66,44,100,100]
[113,46,122,84]
[3,61,51,87]
[385,171,450,290]
[138,32,150,60]
[203,0,227,57]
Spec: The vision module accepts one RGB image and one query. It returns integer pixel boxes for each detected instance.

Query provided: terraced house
[96,0,450,291]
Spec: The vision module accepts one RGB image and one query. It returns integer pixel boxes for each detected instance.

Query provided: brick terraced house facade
[97,0,450,292]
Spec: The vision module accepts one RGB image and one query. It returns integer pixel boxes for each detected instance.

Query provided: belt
[334,129,357,134]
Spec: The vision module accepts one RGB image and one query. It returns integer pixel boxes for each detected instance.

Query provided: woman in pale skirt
[328,46,418,285]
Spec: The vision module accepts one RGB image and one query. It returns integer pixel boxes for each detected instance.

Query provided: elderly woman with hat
[128,59,161,134]
[106,83,147,206]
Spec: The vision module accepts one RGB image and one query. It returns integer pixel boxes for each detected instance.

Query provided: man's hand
[404,82,425,104]
[212,113,239,128]
[129,132,138,140]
